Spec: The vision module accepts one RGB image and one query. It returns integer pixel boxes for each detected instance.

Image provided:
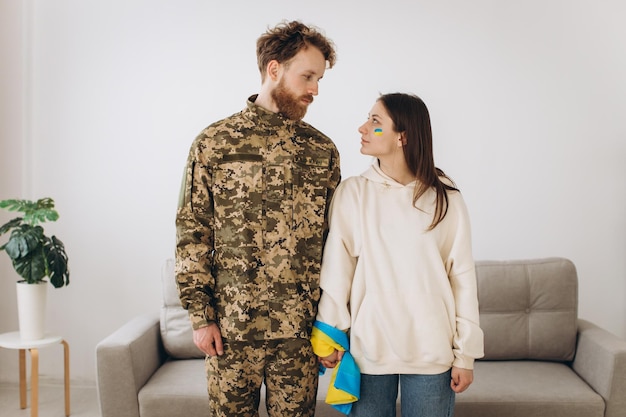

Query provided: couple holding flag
[176,19,483,417]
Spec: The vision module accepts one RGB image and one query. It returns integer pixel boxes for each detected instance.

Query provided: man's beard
[271,80,313,121]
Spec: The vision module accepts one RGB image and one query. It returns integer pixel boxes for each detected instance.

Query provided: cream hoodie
[316,162,484,375]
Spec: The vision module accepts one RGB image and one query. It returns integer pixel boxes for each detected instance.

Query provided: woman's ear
[397,132,407,147]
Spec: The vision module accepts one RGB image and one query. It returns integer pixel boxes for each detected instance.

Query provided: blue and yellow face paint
[374,128,383,136]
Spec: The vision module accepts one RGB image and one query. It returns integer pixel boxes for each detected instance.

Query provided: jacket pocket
[212,157,263,266]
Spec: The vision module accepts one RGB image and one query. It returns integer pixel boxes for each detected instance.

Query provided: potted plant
[0,197,70,340]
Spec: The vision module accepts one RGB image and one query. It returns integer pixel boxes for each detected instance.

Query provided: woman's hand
[450,367,474,393]
[319,349,344,368]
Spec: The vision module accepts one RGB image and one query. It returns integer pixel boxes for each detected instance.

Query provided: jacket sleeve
[444,192,485,369]
[322,146,342,245]
[316,180,359,332]
[175,135,216,330]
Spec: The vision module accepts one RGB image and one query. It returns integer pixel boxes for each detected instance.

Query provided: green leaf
[0,199,35,212]
[25,208,59,225]
[44,235,70,288]
[0,217,23,236]
[4,225,44,259]
[13,246,47,283]
[0,198,59,226]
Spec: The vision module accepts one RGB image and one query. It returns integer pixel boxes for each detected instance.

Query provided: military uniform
[176,95,341,416]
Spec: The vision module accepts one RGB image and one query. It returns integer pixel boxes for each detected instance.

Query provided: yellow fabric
[311,326,344,357]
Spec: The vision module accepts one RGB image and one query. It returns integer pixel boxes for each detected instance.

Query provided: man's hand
[193,322,224,356]
[450,367,474,393]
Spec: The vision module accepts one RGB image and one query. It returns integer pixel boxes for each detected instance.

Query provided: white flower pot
[16,281,48,341]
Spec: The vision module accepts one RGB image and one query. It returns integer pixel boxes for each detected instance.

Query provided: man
[176,20,340,417]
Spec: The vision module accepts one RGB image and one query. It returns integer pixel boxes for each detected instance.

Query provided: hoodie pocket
[352,293,454,365]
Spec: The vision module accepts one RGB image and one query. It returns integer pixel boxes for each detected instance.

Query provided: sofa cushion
[455,361,605,417]
[476,258,577,361]
[160,259,204,359]
[139,359,210,417]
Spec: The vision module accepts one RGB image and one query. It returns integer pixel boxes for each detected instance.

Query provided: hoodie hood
[360,161,416,188]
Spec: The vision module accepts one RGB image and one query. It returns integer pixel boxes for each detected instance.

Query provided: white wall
[1,0,625,384]
[0,0,28,382]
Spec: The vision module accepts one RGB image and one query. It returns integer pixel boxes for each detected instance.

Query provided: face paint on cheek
[374,128,383,136]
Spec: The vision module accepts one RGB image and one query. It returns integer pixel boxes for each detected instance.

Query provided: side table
[0,331,70,417]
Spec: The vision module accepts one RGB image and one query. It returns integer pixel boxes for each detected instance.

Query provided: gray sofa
[96,258,626,417]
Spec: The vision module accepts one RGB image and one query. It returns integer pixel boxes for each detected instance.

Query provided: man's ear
[267,60,281,82]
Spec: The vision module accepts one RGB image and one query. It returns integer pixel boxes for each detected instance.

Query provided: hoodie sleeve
[442,191,485,369]
[316,179,361,331]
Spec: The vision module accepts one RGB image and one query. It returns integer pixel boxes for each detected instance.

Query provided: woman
[312,93,484,417]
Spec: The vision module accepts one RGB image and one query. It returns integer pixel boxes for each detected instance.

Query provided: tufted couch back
[476,257,578,361]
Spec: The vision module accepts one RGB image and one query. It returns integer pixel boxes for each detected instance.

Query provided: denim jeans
[349,370,454,417]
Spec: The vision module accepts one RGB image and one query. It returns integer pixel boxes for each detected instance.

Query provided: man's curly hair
[256,20,337,81]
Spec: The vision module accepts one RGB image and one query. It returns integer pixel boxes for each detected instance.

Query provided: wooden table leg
[62,340,70,416]
[19,349,27,409]
[30,348,39,417]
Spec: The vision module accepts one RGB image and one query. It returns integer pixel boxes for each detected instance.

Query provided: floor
[0,382,100,417]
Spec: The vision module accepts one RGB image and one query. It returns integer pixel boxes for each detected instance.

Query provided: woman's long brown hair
[378,93,458,230]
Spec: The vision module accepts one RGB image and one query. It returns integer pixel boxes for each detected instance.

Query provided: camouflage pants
[206,338,319,417]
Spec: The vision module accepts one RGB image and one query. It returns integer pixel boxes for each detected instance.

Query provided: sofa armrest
[572,319,626,417]
[96,312,167,417]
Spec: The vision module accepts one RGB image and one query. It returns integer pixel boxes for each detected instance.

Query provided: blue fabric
[314,320,361,415]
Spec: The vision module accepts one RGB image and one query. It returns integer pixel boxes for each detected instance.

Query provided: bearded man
[175,20,341,417]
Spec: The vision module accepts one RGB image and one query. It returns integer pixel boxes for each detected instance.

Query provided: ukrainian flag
[311,320,360,415]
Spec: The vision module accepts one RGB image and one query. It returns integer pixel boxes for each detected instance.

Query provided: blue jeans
[349,370,454,417]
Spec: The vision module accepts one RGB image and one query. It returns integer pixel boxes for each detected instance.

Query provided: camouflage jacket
[176,95,341,341]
